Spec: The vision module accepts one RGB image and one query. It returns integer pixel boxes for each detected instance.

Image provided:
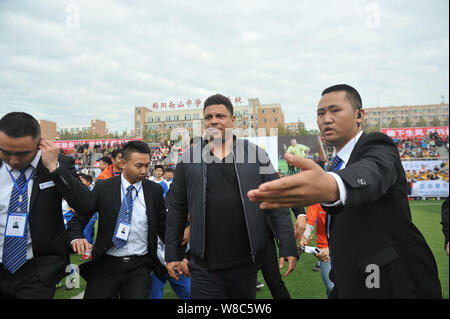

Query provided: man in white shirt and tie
[248,84,441,298]
[0,112,91,298]
[69,141,167,299]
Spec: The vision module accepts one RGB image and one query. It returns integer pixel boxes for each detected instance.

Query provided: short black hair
[0,112,41,139]
[321,84,362,111]
[154,165,164,172]
[99,156,112,165]
[111,149,122,160]
[203,94,233,115]
[165,167,173,173]
[122,141,150,161]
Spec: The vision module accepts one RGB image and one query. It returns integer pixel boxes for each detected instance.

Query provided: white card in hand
[303,246,321,255]
[5,214,27,237]
[115,222,131,241]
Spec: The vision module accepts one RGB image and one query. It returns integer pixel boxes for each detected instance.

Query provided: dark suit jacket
[442,196,449,249]
[67,176,167,279]
[0,155,91,285]
[324,132,442,298]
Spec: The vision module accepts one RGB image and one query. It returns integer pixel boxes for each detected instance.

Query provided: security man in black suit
[68,141,167,299]
[0,112,91,298]
[248,84,442,298]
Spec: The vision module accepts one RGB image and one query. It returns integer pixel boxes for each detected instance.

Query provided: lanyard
[7,168,34,205]
[113,170,120,176]
[121,182,142,214]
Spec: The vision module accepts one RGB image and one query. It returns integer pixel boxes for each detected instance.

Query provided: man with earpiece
[248,84,442,298]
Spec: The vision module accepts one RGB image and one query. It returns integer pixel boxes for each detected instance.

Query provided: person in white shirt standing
[248,84,442,298]
[0,112,91,298]
[68,141,167,299]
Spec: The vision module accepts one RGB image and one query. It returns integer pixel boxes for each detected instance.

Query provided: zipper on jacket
[232,150,256,263]
[201,156,207,259]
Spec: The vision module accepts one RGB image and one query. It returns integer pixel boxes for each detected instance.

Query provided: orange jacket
[97,164,121,180]
[306,203,328,249]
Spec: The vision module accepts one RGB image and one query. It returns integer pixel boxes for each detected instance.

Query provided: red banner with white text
[382,126,449,139]
[54,138,142,150]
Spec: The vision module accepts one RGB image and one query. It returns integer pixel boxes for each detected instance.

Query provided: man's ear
[357,109,365,126]
[36,137,42,150]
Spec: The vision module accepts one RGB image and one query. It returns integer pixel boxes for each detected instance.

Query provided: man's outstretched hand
[247,153,339,209]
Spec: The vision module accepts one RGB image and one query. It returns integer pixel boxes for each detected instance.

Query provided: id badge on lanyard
[115,222,131,241]
[5,213,28,237]
[4,168,34,238]
[113,183,142,242]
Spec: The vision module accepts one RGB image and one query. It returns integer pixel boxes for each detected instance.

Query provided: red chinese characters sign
[151,97,244,110]
[53,138,142,150]
[382,126,449,139]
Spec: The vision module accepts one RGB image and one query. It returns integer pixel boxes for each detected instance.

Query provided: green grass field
[54,200,449,299]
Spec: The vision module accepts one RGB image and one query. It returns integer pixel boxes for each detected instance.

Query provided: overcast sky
[0,0,448,133]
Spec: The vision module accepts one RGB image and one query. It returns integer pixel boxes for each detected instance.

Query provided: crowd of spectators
[406,161,449,183]
[60,140,185,181]
[322,132,449,162]
[394,133,449,159]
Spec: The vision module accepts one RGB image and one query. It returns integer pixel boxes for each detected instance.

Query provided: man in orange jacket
[97,149,123,180]
[81,149,123,260]
[300,203,334,298]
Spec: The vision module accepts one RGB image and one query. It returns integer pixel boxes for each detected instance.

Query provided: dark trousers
[189,258,257,299]
[259,236,291,299]
[0,260,55,299]
[83,255,151,299]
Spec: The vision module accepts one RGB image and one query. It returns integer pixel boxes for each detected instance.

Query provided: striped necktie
[330,155,343,172]
[2,169,29,273]
[112,185,134,249]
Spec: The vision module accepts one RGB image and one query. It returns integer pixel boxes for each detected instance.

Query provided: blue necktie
[112,185,134,249]
[2,170,29,273]
[330,155,343,172]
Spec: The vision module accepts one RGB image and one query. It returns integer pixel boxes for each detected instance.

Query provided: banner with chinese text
[410,180,449,198]
[54,138,142,150]
[382,126,449,139]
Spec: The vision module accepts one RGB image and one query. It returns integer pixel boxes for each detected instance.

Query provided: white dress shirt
[106,175,148,257]
[0,151,41,263]
[322,131,364,207]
